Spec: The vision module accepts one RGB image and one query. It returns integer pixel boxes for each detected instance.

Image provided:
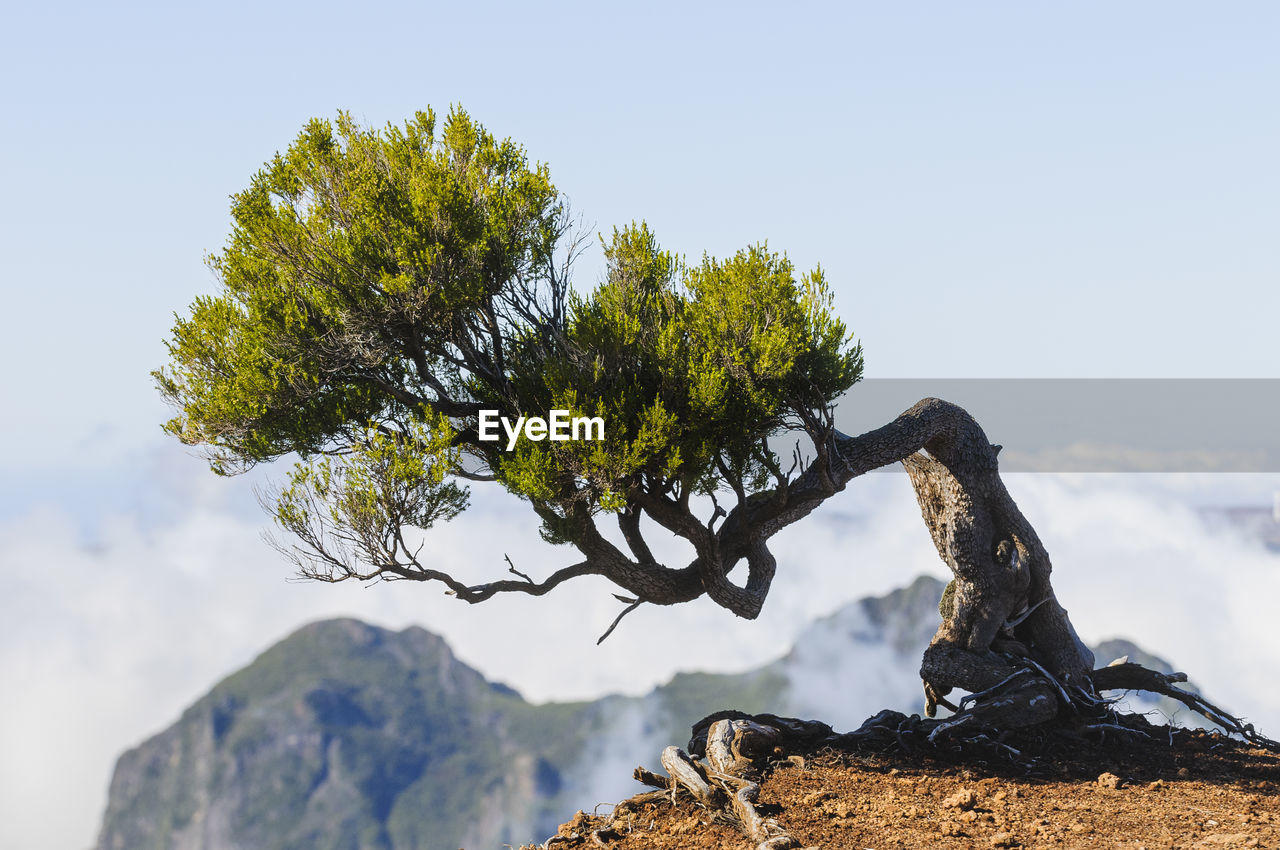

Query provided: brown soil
[534,727,1280,849]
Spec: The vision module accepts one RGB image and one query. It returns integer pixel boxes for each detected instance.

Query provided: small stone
[1193,836,1259,847]
[1147,779,1165,791]
[670,816,701,835]
[990,831,1019,847]
[1097,772,1122,789]
[801,790,835,806]
[1178,767,1191,778]
[943,788,978,810]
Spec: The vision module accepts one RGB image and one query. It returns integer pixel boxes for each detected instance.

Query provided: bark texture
[834,398,1094,719]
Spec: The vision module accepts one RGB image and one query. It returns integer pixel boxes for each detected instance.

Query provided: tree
[158,108,1273,756]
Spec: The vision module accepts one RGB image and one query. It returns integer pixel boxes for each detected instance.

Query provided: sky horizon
[3,2,1278,847]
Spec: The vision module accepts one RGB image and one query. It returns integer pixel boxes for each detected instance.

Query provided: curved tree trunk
[703,396,1097,728]
[881,402,1094,717]
[825,397,1095,721]
[524,398,1102,722]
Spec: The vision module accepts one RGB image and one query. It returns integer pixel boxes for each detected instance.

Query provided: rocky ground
[531,725,1280,849]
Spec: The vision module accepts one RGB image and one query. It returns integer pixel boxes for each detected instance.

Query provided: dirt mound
[534,727,1279,849]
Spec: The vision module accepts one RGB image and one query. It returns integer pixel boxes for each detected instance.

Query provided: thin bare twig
[505,554,534,584]
[597,599,643,645]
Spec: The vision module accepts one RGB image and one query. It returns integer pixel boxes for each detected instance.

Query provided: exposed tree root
[614,719,809,850]
[555,660,1277,849]
[1093,661,1280,750]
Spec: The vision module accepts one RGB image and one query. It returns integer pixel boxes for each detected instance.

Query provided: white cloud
[1005,474,1280,729]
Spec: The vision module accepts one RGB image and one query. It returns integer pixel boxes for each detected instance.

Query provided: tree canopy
[160,106,1280,764]
[157,107,863,628]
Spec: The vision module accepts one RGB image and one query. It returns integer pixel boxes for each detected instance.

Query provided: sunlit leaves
[156,107,562,468]
[506,224,864,510]
[271,413,469,580]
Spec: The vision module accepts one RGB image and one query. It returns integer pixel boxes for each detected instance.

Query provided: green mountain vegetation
[97,620,587,849]
[94,611,791,850]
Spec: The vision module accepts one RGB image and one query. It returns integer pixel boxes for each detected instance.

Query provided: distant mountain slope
[95,619,603,850]
[95,577,1184,850]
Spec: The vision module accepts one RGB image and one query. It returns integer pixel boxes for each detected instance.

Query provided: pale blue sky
[2,6,1280,847]
[2,1,1278,475]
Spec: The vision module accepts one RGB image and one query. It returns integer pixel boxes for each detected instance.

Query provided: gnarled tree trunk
[829,398,1092,724]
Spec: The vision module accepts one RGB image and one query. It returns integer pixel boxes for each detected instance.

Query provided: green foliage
[158,106,863,575]
[510,224,864,510]
[939,578,958,620]
[273,414,469,576]
[156,107,561,469]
